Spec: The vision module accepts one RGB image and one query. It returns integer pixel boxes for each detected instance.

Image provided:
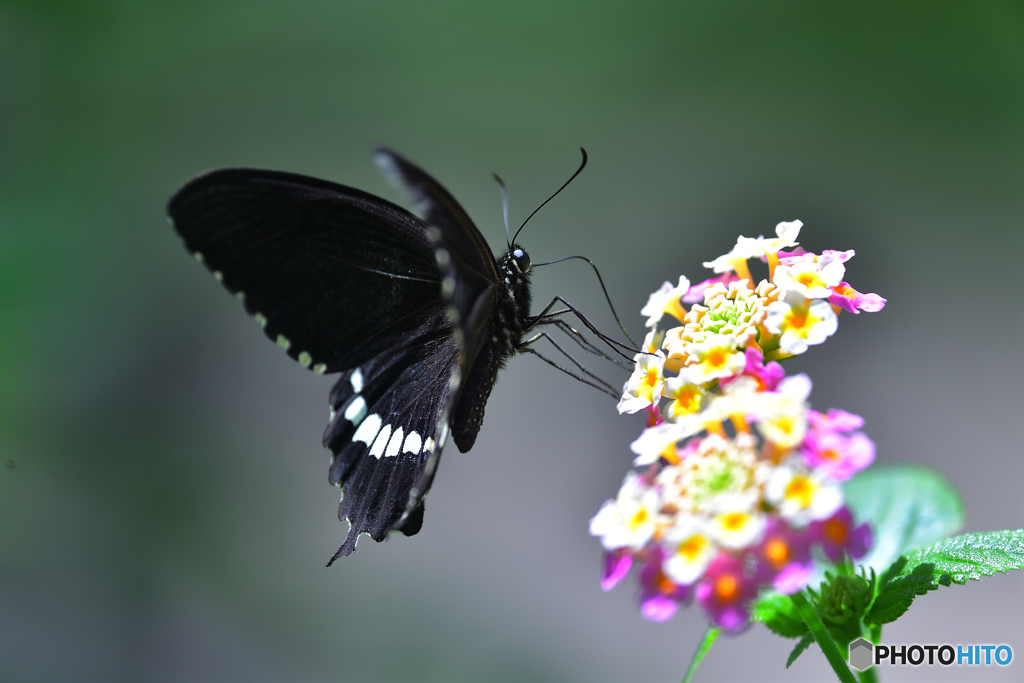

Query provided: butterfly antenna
[493,173,511,248]
[512,147,588,244]
[531,254,638,349]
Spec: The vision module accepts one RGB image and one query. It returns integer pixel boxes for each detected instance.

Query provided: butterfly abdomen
[450,247,532,452]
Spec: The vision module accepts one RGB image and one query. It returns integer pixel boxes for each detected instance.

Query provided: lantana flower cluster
[591,221,884,630]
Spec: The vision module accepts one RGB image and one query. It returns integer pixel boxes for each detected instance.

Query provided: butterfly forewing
[168,169,444,374]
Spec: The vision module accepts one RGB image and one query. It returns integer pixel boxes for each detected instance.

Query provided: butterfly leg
[532,317,633,370]
[517,331,619,398]
[528,296,637,360]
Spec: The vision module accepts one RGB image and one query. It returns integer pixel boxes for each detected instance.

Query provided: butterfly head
[511,247,531,274]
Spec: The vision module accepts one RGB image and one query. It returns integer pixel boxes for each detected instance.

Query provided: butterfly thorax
[493,244,533,360]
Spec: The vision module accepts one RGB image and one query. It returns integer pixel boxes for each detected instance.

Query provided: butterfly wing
[321,307,458,563]
[168,169,443,374]
[169,169,463,560]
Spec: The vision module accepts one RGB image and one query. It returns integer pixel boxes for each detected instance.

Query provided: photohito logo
[848,638,1013,671]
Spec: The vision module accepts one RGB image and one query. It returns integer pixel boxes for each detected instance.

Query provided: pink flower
[829,282,886,314]
[719,347,785,392]
[683,273,740,303]
[809,507,873,563]
[802,409,875,481]
[752,519,814,594]
[821,249,855,263]
[694,552,760,631]
[807,408,863,433]
[638,552,691,622]
[601,549,633,591]
[802,432,875,481]
[775,247,809,263]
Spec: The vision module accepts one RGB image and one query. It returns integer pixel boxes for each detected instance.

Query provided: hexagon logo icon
[849,637,874,671]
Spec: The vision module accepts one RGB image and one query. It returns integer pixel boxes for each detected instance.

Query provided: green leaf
[867,529,1024,625]
[752,591,808,638]
[844,464,963,573]
[786,633,814,668]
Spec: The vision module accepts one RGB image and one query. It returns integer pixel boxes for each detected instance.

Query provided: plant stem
[789,590,858,683]
[682,624,720,683]
[857,623,881,682]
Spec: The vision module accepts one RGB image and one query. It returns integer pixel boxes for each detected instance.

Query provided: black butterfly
[168,147,626,564]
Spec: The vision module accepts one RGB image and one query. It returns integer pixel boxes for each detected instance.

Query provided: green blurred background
[1,2,1021,681]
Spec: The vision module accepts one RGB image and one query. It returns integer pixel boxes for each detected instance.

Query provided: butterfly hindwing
[168,169,444,374]
[322,307,458,562]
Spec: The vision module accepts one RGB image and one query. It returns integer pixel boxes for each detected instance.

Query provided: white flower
[641,328,665,354]
[640,276,690,328]
[630,420,699,466]
[708,493,767,550]
[702,237,763,273]
[617,351,666,414]
[759,220,803,254]
[765,462,843,527]
[661,516,718,585]
[752,374,812,449]
[700,376,762,425]
[765,291,838,355]
[682,334,747,385]
[589,473,662,550]
[772,252,845,299]
[662,375,704,422]
[703,221,802,273]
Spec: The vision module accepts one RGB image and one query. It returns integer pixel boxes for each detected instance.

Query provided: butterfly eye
[512,248,531,273]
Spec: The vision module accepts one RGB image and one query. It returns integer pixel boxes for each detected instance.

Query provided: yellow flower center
[796,272,822,288]
[629,507,649,530]
[638,368,660,401]
[677,534,709,561]
[705,347,729,370]
[784,475,815,508]
[720,512,748,532]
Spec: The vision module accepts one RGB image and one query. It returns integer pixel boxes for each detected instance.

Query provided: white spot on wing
[298,351,312,367]
[435,248,450,267]
[384,426,404,458]
[439,423,450,448]
[424,436,435,453]
[404,431,422,454]
[343,396,367,424]
[313,363,327,374]
[213,270,223,282]
[353,414,381,446]
[369,423,392,459]
[276,334,291,351]
[350,368,364,393]
[255,313,268,329]
[236,291,245,301]
[194,252,204,263]
[441,275,455,298]
[425,226,442,243]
